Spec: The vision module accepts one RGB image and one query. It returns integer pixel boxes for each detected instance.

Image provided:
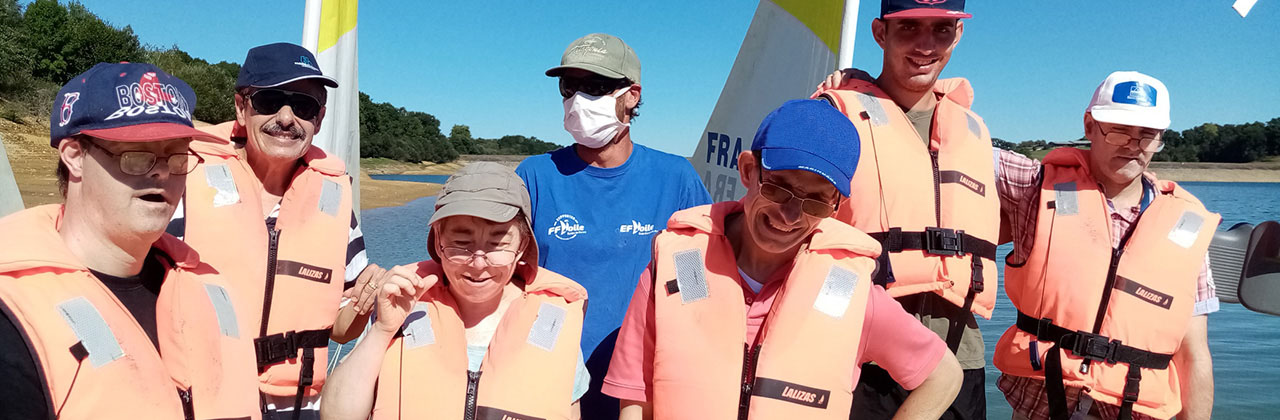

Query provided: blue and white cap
[1087,71,1170,130]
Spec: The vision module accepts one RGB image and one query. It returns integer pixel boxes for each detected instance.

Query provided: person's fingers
[389,264,426,293]
[356,265,386,314]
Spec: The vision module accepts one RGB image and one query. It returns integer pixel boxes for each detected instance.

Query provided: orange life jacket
[817,79,1000,320]
[649,202,879,419]
[184,122,353,400]
[993,148,1220,420]
[370,260,586,420]
[0,205,259,420]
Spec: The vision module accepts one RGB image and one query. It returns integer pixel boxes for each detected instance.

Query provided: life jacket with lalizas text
[0,205,259,420]
[184,122,352,399]
[649,202,878,420]
[371,260,587,420]
[817,78,1000,320]
[993,148,1220,420]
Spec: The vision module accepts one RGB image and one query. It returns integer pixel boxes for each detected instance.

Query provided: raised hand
[372,264,439,334]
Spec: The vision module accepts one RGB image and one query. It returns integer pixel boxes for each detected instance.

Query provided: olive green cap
[545,33,641,84]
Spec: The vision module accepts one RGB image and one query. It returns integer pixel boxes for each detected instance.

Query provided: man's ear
[59,138,88,179]
[623,84,641,108]
[951,20,964,49]
[234,92,249,127]
[871,18,888,48]
[313,106,326,131]
[737,150,757,188]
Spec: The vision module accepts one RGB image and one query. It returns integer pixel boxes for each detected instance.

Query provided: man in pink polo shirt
[604,100,961,419]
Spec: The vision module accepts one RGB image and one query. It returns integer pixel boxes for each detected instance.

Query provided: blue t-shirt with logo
[516,144,711,359]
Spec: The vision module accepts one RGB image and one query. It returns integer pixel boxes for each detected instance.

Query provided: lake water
[352,181,1280,417]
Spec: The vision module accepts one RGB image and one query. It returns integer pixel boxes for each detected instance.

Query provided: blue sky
[64,1,1280,156]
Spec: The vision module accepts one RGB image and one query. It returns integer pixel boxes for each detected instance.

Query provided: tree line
[993,117,1280,163]
[0,0,558,163]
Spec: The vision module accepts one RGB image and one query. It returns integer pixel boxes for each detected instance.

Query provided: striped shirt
[993,148,1215,420]
[168,199,369,290]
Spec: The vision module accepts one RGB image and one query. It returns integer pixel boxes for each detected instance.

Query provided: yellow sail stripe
[772,0,844,55]
[317,0,358,52]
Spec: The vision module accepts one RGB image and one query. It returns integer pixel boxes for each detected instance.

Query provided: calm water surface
[354,182,1280,417]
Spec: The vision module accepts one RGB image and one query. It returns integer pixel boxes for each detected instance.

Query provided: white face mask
[562,88,630,149]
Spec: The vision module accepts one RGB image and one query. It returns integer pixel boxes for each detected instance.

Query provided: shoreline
[5,120,1279,210]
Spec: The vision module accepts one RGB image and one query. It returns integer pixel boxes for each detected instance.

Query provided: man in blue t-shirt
[518,32,711,416]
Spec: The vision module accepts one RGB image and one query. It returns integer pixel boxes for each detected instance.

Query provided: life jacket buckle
[1066,332,1119,364]
[923,227,963,256]
[253,332,297,369]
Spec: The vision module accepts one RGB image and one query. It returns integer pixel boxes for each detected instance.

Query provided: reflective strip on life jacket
[370,261,586,420]
[818,79,1000,320]
[994,147,1220,420]
[186,123,352,399]
[650,202,879,419]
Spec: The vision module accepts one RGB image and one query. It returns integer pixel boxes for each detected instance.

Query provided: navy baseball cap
[235,42,338,90]
[881,0,971,19]
[50,62,218,147]
[751,99,860,197]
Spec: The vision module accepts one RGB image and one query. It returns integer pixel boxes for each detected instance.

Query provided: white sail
[692,0,857,202]
[0,136,22,217]
[303,0,362,214]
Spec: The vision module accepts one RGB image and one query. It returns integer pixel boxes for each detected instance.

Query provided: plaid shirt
[993,149,1217,420]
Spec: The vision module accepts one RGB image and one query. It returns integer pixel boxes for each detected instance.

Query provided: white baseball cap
[1087,71,1170,130]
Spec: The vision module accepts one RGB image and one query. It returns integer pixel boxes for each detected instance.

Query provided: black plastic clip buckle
[924,227,963,256]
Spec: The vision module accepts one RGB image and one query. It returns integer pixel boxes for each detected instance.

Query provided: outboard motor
[1208,223,1254,304]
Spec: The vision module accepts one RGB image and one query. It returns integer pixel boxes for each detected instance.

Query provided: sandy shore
[1148,162,1280,183]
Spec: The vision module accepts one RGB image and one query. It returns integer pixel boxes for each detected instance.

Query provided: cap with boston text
[881,0,971,19]
[235,42,338,90]
[50,62,218,147]
[751,99,860,197]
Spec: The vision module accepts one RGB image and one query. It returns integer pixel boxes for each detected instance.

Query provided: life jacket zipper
[737,344,762,420]
[260,228,280,338]
[930,150,943,227]
[178,388,194,420]
[464,370,482,420]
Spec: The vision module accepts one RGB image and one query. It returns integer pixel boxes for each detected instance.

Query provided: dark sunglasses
[247,89,322,120]
[559,76,631,99]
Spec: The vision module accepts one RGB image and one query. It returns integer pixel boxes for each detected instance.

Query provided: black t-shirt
[0,249,166,419]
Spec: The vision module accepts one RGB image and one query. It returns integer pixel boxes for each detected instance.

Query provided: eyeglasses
[439,246,519,267]
[247,89,322,120]
[559,76,631,99]
[87,141,203,176]
[1097,122,1164,152]
[756,168,838,218]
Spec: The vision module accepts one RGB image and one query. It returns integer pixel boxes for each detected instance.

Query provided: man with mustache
[991,72,1217,420]
[171,42,377,420]
[0,63,258,419]
[811,1,998,418]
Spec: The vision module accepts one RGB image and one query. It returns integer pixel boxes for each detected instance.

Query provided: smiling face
[873,17,963,96]
[1085,113,1163,187]
[737,152,841,255]
[235,80,327,165]
[61,136,191,242]
[433,215,528,306]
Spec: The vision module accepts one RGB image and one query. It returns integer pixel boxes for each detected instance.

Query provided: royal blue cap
[235,42,338,90]
[881,0,971,19]
[50,62,218,147]
[751,99,860,197]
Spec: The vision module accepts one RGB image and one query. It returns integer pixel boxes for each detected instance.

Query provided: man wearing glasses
[173,42,376,420]
[0,63,258,419]
[606,100,962,419]
[992,72,1217,420]
[516,32,711,415]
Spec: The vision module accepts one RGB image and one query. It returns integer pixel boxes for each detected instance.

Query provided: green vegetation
[0,0,559,164]
[994,118,1280,163]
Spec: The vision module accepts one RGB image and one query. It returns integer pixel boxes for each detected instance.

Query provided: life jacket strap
[1015,311,1172,420]
[253,328,332,371]
[868,227,997,260]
